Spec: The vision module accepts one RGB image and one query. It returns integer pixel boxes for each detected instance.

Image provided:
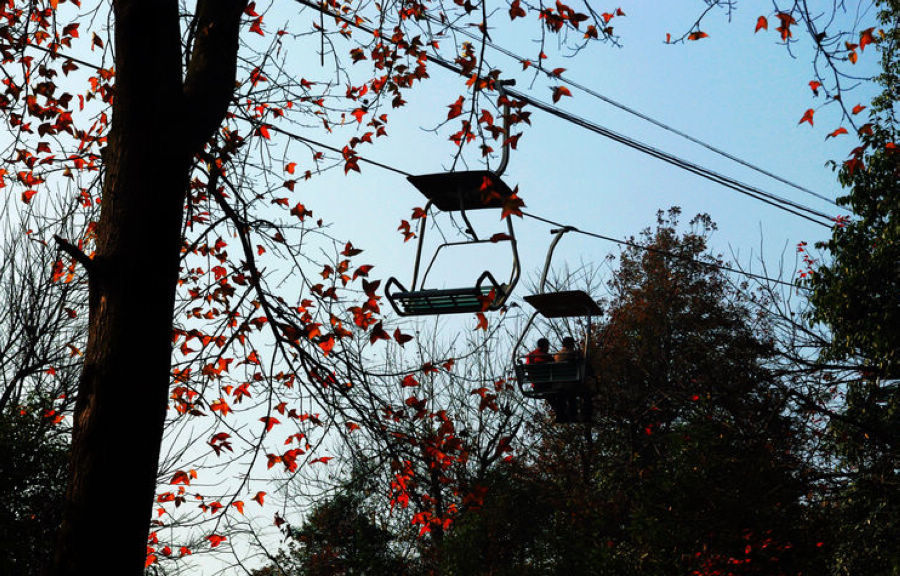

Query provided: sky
[271,1,881,313]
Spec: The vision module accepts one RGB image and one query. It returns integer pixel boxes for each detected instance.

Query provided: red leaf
[260,416,281,432]
[687,31,708,41]
[551,86,571,103]
[171,470,195,485]
[310,456,333,465]
[826,127,848,139]
[798,108,815,126]
[401,374,419,387]
[351,108,366,123]
[249,17,264,36]
[21,189,37,203]
[285,162,297,174]
[447,96,464,120]
[809,80,822,95]
[475,312,488,331]
[342,241,363,256]
[509,0,525,19]
[775,12,796,41]
[233,501,245,515]
[851,104,866,115]
[257,124,271,139]
[859,27,875,51]
[393,328,413,346]
[207,534,227,548]
[754,16,768,33]
[253,491,266,506]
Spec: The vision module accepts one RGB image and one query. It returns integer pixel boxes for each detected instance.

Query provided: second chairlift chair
[512,227,603,424]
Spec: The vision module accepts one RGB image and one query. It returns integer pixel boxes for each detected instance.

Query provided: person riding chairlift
[553,336,579,362]
[525,337,551,364]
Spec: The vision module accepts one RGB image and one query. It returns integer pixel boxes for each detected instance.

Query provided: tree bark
[52,2,247,574]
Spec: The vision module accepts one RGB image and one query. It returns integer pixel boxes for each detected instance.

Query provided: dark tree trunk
[52,2,247,574]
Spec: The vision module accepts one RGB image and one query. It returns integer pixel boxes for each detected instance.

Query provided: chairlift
[512,228,603,424]
[385,81,521,317]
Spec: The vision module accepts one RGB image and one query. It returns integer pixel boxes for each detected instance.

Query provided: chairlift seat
[385,271,509,317]
[515,359,585,399]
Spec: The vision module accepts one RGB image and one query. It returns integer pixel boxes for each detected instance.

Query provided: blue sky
[270,1,882,310]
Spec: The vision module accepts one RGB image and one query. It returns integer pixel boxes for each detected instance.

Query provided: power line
[292,0,837,228]
[520,211,808,291]
[238,111,809,291]
[423,13,840,209]
[504,88,836,227]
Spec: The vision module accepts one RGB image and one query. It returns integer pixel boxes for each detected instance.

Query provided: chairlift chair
[512,229,603,424]
[385,82,521,317]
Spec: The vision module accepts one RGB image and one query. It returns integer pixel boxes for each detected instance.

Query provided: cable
[505,89,836,227]
[291,0,837,228]
[422,12,840,209]
[235,109,811,291]
[521,211,808,291]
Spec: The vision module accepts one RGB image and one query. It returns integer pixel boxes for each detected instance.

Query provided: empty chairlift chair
[385,82,521,317]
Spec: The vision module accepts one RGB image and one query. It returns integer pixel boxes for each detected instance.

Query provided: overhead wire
[421,12,841,209]
[234,109,810,291]
[291,0,838,228]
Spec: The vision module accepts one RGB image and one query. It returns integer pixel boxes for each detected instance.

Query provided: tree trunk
[52,2,247,574]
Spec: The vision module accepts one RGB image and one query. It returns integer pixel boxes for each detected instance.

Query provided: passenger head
[562,336,575,349]
[537,338,550,352]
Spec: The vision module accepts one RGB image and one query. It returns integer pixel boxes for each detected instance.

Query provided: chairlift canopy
[523,290,603,318]
[407,170,515,211]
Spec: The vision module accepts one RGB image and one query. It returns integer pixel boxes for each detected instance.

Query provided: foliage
[0,0,892,573]
[807,1,899,378]
[0,405,69,576]
[252,477,411,576]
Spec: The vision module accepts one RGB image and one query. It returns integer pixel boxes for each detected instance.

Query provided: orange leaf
[285,162,297,174]
[447,96,464,119]
[687,31,708,41]
[233,501,245,515]
[754,16,768,33]
[826,127,848,139]
[318,335,335,355]
[798,108,815,126]
[253,491,266,506]
[310,456,333,465]
[21,189,37,203]
[260,416,280,432]
[809,81,822,95]
[848,50,858,64]
[257,124,271,139]
[351,107,366,123]
[207,534,227,548]
[171,470,192,485]
[551,86,571,103]
[851,104,866,115]
[475,312,489,331]
[859,27,875,51]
